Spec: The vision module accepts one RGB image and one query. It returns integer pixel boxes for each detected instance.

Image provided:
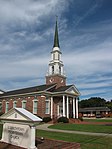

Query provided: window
[45,100,50,114]
[13,101,17,108]
[22,100,26,109]
[53,53,55,60]
[59,66,61,74]
[52,66,54,74]
[33,99,38,114]
[5,102,9,113]
[58,53,60,60]
[0,102,2,112]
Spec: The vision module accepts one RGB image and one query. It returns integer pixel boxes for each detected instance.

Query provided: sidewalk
[36,124,112,137]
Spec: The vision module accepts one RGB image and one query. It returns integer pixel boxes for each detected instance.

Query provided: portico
[50,85,80,119]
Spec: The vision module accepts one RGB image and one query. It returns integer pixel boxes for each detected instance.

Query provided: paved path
[36,124,112,137]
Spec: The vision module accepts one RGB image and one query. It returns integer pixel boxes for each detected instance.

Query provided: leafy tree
[79,97,106,108]
[105,100,112,112]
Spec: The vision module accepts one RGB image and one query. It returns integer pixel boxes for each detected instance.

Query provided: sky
[0,0,112,101]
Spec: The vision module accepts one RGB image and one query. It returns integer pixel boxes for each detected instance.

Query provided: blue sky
[0,0,112,101]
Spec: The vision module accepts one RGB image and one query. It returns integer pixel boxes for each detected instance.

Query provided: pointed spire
[53,16,60,48]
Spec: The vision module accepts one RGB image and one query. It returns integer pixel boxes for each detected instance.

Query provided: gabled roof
[0,83,80,98]
[53,85,73,92]
[79,107,110,112]
[53,84,80,96]
[0,84,56,98]
[0,108,42,122]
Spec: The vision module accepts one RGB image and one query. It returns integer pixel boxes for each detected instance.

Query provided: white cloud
[0,0,112,100]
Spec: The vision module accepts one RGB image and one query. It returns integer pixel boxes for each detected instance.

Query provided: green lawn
[37,130,112,149]
[0,124,112,149]
[49,123,112,133]
[84,118,112,123]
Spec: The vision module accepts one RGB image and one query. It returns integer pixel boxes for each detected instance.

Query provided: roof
[0,108,42,123]
[15,108,42,121]
[0,84,56,97]
[0,90,5,94]
[53,85,73,92]
[53,17,60,48]
[0,83,80,98]
[79,107,111,112]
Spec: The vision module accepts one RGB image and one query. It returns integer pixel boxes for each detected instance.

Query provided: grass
[0,123,112,149]
[37,129,112,149]
[48,123,112,133]
[84,118,112,123]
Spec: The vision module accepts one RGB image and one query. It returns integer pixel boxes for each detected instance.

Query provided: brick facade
[0,95,51,118]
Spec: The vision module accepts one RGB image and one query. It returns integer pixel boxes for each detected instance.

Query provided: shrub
[0,112,4,116]
[43,117,52,123]
[57,117,69,123]
[78,116,83,121]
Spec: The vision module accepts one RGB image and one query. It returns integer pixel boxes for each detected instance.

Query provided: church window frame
[13,101,17,108]
[53,53,55,60]
[59,66,61,74]
[45,99,50,114]
[22,100,26,109]
[5,102,9,113]
[52,66,54,74]
[33,99,38,114]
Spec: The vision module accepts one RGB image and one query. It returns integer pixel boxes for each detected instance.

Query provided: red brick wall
[1,95,51,118]
[46,75,66,88]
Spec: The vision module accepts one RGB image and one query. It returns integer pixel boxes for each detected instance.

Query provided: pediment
[66,85,80,95]
[0,108,42,122]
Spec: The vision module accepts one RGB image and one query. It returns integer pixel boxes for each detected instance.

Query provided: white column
[51,97,53,119]
[73,98,76,118]
[63,95,65,117]
[30,126,37,149]
[67,96,69,118]
[76,98,78,119]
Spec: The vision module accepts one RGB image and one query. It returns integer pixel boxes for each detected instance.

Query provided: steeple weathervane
[53,16,60,48]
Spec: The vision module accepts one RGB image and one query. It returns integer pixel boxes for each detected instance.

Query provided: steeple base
[46,74,66,88]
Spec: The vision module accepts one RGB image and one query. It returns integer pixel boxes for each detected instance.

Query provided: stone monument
[0,108,42,149]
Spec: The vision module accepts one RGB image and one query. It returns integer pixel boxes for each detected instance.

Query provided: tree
[79,97,106,108]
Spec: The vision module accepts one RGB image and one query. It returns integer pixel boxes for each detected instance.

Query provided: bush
[0,112,4,116]
[78,116,83,121]
[57,117,69,123]
[43,117,52,123]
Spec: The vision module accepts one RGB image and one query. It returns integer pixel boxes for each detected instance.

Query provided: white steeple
[47,19,65,77]
[46,18,66,87]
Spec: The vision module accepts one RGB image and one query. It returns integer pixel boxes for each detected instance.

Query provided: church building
[0,20,80,120]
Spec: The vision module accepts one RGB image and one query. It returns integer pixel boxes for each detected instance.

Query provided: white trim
[76,98,78,118]
[45,99,50,114]
[63,95,65,117]
[67,96,69,118]
[22,100,26,109]
[51,97,53,118]
[5,102,9,113]
[33,99,38,114]
[73,98,76,118]
[13,101,17,108]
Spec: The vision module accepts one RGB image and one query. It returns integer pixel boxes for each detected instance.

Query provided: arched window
[52,66,54,74]
[58,53,60,60]
[59,66,61,74]
[53,53,55,60]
